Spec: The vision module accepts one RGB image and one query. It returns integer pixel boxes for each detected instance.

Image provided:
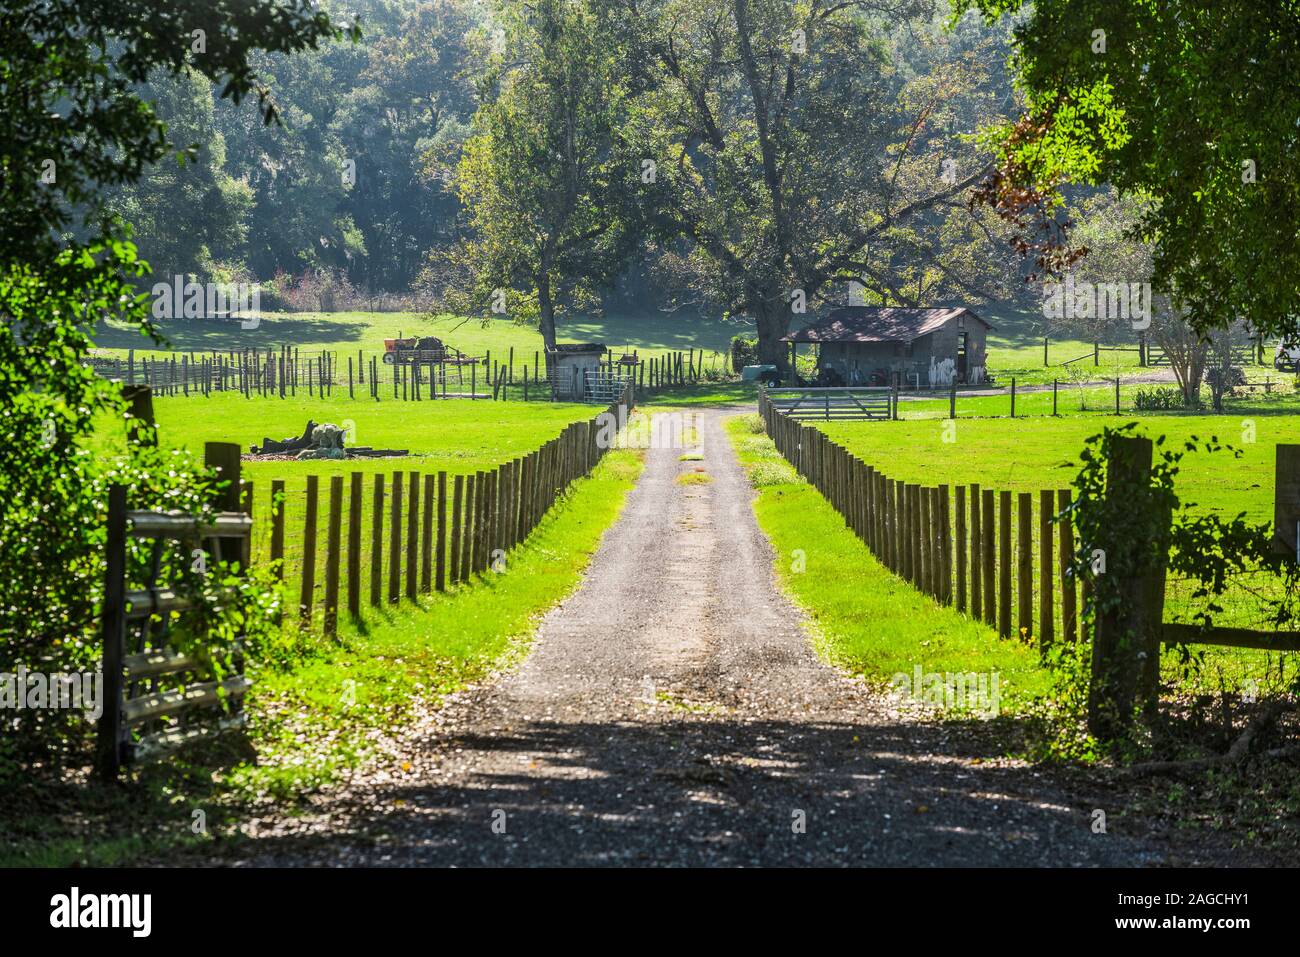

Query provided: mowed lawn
[95,392,604,630]
[818,414,1300,524]
[93,309,741,375]
[811,412,1300,692]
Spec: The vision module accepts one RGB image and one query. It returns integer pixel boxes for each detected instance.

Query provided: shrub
[1133,386,1186,411]
[730,334,759,372]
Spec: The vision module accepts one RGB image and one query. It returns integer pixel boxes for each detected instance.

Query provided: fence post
[435,472,449,592]
[952,485,964,609]
[1010,378,1016,419]
[1039,488,1055,650]
[406,472,419,600]
[1018,491,1033,640]
[998,490,1012,637]
[301,474,319,624]
[270,479,286,599]
[968,483,981,620]
[460,474,475,583]
[95,484,128,780]
[422,474,435,593]
[982,489,996,628]
[919,487,932,594]
[370,475,384,606]
[1058,489,1077,642]
[1087,435,1168,738]
[388,471,402,603]
[348,472,362,618]
[450,474,465,587]
[324,476,343,637]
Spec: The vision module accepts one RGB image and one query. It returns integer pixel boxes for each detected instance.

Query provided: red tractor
[383,336,448,364]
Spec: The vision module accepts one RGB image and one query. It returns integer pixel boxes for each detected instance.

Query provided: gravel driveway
[211,407,1250,867]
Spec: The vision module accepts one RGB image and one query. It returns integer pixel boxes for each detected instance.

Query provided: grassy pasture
[811,412,1300,693]
[93,309,742,375]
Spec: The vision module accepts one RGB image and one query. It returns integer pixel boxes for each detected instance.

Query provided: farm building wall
[546,350,606,399]
[813,317,988,386]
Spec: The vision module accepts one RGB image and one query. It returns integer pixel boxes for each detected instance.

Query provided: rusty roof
[784,307,992,343]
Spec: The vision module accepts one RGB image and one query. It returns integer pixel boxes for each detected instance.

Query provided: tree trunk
[754,297,791,371]
[538,275,557,351]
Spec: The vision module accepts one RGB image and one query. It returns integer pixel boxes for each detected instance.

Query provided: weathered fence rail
[764,386,895,421]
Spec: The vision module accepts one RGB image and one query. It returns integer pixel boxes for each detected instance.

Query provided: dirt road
[214,407,1240,866]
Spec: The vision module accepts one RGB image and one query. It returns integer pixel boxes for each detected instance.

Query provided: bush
[1133,386,1186,411]
[730,334,759,372]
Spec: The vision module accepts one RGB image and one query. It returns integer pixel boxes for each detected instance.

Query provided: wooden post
[450,474,465,587]
[919,486,932,594]
[422,474,435,593]
[324,475,343,637]
[460,474,475,583]
[1010,377,1016,418]
[1114,377,1121,414]
[436,472,448,592]
[122,384,156,448]
[1058,489,1077,642]
[969,483,981,620]
[1052,379,1058,416]
[1018,491,1033,640]
[1274,445,1300,560]
[95,484,128,780]
[998,490,1011,637]
[270,479,286,591]
[370,475,384,606]
[935,486,956,605]
[388,472,403,603]
[1039,488,1055,650]
[939,484,952,605]
[1088,435,1167,738]
[406,472,419,600]
[300,475,319,624]
[347,472,362,618]
[982,489,997,628]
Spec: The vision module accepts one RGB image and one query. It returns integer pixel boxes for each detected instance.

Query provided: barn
[784,306,993,387]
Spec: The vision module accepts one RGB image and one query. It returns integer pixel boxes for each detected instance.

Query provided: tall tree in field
[636,0,996,368]
[453,0,642,348]
[959,0,1300,337]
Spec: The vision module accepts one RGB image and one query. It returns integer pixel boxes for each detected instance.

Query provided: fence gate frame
[95,441,254,779]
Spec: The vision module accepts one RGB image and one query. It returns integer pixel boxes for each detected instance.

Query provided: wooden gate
[95,442,254,778]
[763,386,894,421]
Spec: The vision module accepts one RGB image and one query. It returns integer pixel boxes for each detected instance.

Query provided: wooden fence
[760,392,1084,648]
[255,382,635,634]
[764,386,894,421]
[97,442,252,778]
[87,346,713,401]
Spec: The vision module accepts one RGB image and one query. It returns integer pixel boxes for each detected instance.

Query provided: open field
[817,414,1300,523]
[93,309,742,375]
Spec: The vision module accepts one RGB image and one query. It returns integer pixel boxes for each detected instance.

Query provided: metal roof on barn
[546,342,607,354]
[783,307,993,343]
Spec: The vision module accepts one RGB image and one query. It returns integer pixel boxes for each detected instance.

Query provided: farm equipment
[383,336,448,364]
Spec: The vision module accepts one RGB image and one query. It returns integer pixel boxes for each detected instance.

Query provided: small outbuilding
[545,342,608,400]
[785,306,993,387]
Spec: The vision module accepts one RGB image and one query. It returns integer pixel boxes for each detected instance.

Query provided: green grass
[818,414,1300,524]
[726,414,1051,714]
[813,412,1300,694]
[93,309,741,373]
